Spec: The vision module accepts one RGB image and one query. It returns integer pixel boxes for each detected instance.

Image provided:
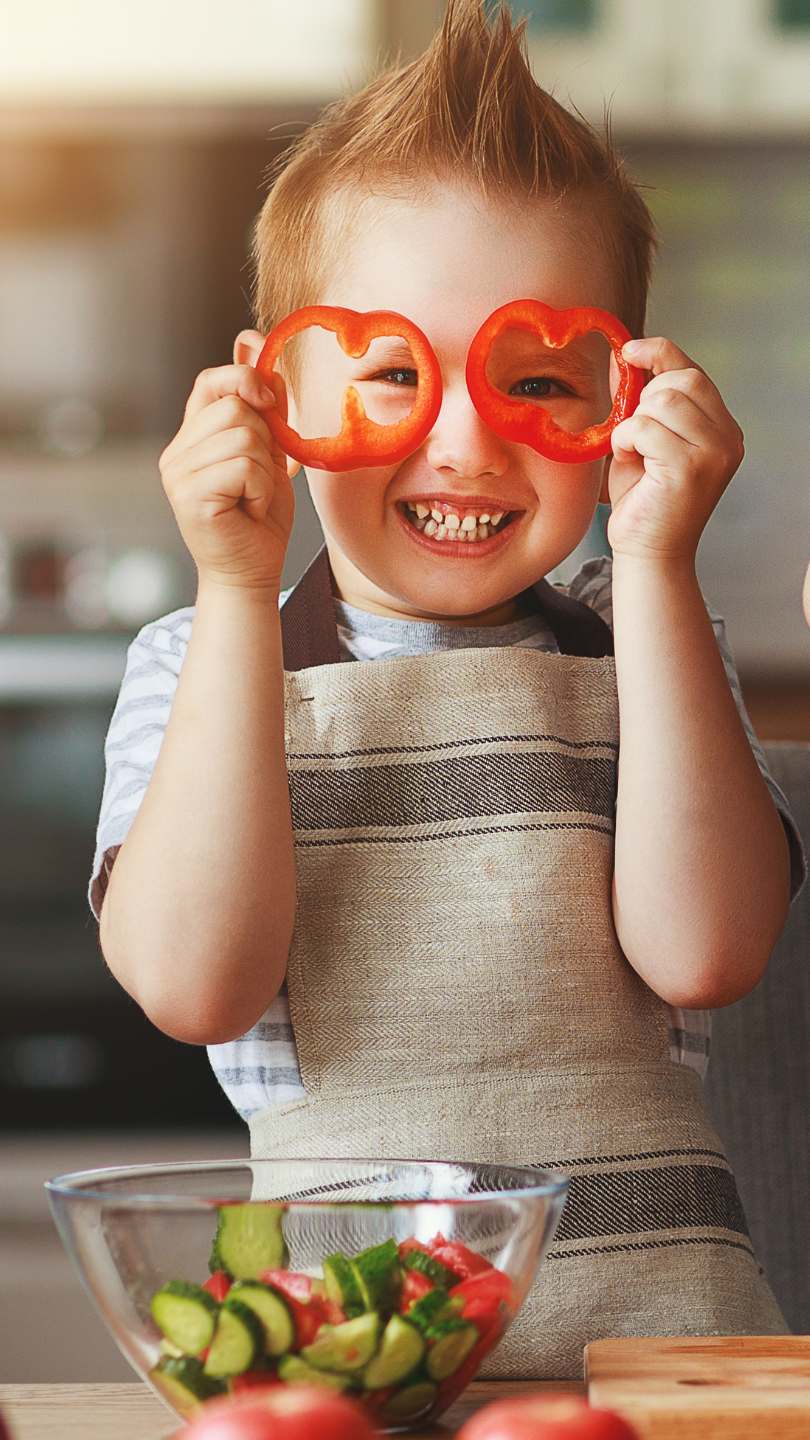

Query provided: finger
[188,457,279,525]
[172,394,274,456]
[632,386,722,450]
[622,336,708,378]
[183,364,277,425]
[638,367,732,428]
[610,411,697,471]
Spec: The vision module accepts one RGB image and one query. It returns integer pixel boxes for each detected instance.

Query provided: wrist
[610,550,697,586]
[196,573,284,612]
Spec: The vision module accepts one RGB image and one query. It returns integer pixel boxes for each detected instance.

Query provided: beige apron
[250,546,786,1378]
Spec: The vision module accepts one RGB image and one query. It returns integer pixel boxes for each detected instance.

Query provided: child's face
[288,184,619,624]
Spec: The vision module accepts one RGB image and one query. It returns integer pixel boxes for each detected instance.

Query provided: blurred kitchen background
[1,0,809,1383]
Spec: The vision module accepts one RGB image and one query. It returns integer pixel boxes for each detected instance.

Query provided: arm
[604,336,790,1009]
[100,351,297,1045]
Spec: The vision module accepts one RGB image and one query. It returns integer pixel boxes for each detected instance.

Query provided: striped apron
[249,544,786,1377]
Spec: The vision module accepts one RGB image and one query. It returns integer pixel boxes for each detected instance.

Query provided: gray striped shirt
[89,555,806,1123]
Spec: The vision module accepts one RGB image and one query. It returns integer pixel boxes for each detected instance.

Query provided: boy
[91,0,804,1378]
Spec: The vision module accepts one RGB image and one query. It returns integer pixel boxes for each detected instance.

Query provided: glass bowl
[46,1157,567,1433]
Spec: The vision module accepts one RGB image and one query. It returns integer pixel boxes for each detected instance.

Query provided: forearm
[611,555,790,1007]
[100,581,296,1043]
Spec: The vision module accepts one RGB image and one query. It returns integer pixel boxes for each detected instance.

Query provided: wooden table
[0,1380,584,1439]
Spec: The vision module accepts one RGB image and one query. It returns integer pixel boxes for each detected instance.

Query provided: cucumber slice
[149,1356,225,1416]
[150,1280,219,1355]
[401,1248,460,1288]
[363,1315,425,1390]
[383,1380,439,1422]
[404,1287,460,1333]
[209,1203,288,1280]
[425,1320,479,1380]
[351,1238,401,1312]
[302,1312,381,1374]
[203,1298,264,1378]
[227,1281,295,1357]
[278,1354,354,1392]
[323,1252,365,1319]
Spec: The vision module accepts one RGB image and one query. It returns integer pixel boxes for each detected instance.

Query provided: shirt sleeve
[88,607,194,919]
[566,554,807,904]
[89,589,294,920]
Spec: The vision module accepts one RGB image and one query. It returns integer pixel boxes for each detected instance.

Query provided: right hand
[159,363,295,591]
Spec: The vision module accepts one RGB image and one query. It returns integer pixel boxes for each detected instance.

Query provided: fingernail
[623,340,642,355]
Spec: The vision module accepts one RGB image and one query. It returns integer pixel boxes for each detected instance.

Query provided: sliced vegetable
[362,1315,425,1390]
[151,1280,219,1355]
[323,1253,365,1319]
[351,1238,401,1312]
[203,1299,264,1378]
[405,1286,460,1333]
[384,1379,439,1422]
[425,1319,479,1380]
[399,1267,434,1312]
[228,1281,295,1357]
[277,1354,354,1392]
[402,1246,461,1287]
[204,1271,233,1303]
[428,1235,493,1279]
[149,1355,225,1415]
[302,1313,381,1374]
[210,1204,288,1280]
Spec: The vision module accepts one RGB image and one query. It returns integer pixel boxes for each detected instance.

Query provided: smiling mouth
[397,500,519,544]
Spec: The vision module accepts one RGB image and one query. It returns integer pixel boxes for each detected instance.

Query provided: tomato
[174,1385,379,1440]
[456,1393,640,1440]
[229,1371,283,1395]
[397,1237,431,1260]
[257,1271,342,1348]
[400,1268,434,1311]
[427,1235,492,1279]
[450,1269,514,1328]
[203,1271,232,1302]
[0,1406,14,1440]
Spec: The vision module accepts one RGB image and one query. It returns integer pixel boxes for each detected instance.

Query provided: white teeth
[477,523,489,539]
[479,513,491,525]
[435,523,447,539]
[444,512,461,530]
[402,501,513,546]
[490,511,504,526]
[415,517,427,530]
[415,503,430,519]
[460,514,477,532]
[424,518,438,536]
[430,508,443,523]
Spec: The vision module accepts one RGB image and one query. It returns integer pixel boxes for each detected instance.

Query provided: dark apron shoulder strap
[530,576,615,658]
[280,544,614,668]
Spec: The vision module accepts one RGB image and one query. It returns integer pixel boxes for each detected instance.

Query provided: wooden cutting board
[585,1336,810,1439]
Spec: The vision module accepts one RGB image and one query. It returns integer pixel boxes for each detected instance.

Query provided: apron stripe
[554,1162,749,1243]
[289,751,617,831]
[294,818,616,848]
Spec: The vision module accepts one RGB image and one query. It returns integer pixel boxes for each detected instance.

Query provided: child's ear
[233,328,266,366]
[233,329,301,480]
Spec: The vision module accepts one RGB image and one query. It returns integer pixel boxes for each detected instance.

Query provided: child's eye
[509,376,572,399]
[368,368,418,386]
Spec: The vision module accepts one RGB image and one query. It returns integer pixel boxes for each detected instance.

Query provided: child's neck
[336,589,535,628]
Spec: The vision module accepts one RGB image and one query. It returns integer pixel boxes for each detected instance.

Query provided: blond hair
[251,0,657,388]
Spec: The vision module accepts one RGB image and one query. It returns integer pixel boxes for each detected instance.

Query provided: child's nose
[423,381,509,480]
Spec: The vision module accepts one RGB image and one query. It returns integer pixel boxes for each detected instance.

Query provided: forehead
[319,183,618,337]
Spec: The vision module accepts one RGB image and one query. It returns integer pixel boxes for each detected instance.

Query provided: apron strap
[280,543,614,669]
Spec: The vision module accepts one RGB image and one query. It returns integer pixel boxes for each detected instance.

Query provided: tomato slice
[397,1237,432,1260]
[258,1269,340,1348]
[400,1269,434,1312]
[259,1269,313,1303]
[428,1237,493,1279]
[203,1270,232,1302]
[229,1370,283,1394]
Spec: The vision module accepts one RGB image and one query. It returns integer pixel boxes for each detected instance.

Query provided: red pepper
[257,305,442,472]
[465,298,644,463]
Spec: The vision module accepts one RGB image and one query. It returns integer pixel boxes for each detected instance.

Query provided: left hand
[603,336,745,563]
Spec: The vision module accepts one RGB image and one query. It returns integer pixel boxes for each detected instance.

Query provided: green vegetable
[277,1354,354,1391]
[150,1280,219,1355]
[203,1298,264,1378]
[405,1287,461,1333]
[227,1280,295,1356]
[383,1380,439,1421]
[425,1319,479,1380]
[302,1312,381,1373]
[209,1203,288,1279]
[363,1314,425,1389]
[149,1355,225,1412]
[323,1252,365,1318]
[351,1238,401,1312]
[401,1247,460,1287]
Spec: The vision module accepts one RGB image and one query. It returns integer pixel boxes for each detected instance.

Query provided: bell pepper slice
[256,305,443,472]
[465,298,644,463]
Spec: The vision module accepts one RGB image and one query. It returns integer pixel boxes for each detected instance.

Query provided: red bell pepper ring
[257,305,443,472]
[465,298,644,463]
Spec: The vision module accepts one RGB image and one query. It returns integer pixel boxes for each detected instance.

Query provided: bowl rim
[44,1155,569,1208]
